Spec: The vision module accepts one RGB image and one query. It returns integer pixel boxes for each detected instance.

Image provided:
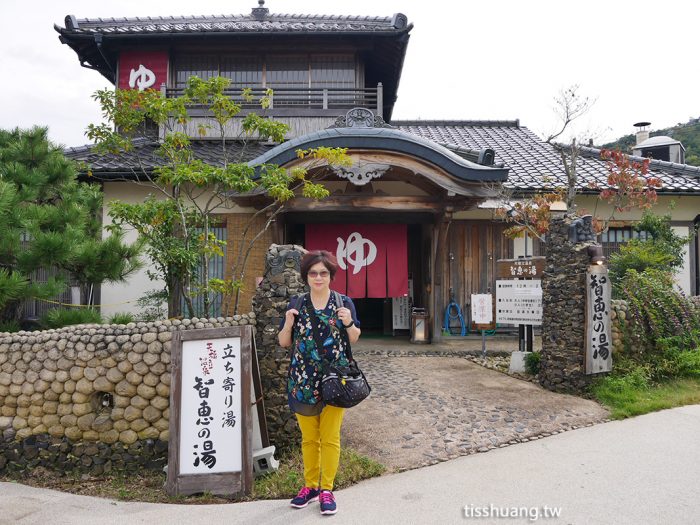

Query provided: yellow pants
[295,405,345,490]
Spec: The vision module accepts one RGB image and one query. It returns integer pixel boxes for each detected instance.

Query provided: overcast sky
[1,0,697,148]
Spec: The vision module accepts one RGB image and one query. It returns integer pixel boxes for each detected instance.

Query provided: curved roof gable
[249,124,509,184]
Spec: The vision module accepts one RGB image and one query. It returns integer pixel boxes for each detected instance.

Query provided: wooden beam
[281,195,460,213]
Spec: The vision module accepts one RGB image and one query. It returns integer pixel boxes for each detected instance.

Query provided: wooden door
[446,221,513,322]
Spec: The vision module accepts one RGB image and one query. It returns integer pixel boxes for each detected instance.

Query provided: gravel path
[341,350,609,472]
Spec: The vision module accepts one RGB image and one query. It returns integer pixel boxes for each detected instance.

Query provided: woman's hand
[278,308,299,348]
[284,308,299,330]
[336,307,354,327]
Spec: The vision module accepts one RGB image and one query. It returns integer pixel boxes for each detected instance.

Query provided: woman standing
[278,250,361,515]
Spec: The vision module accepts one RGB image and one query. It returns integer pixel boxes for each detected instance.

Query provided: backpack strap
[331,291,353,362]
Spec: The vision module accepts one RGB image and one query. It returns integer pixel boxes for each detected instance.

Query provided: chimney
[634,121,651,146]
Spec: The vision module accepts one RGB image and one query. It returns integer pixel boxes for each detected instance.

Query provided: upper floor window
[599,227,650,258]
[173,54,357,90]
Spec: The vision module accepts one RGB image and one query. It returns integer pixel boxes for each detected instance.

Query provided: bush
[108,312,135,325]
[40,308,102,329]
[608,210,694,297]
[136,289,168,322]
[620,269,700,352]
[0,320,20,333]
[524,351,541,375]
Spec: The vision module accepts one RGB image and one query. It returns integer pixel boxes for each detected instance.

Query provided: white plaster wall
[101,183,164,318]
[575,195,700,221]
[672,226,691,296]
[512,234,535,259]
[100,182,256,318]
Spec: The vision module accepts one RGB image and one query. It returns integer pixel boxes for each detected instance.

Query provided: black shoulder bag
[306,292,371,408]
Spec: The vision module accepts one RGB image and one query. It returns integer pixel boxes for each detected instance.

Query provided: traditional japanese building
[56,2,700,341]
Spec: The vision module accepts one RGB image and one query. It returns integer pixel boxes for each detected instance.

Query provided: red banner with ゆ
[118,51,169,91]
[305,224,408,298]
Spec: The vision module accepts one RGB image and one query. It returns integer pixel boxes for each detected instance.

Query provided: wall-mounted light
[587,245,606,265]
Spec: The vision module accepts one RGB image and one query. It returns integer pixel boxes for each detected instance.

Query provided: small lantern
[410,308,430,343]
[587,245,606,265]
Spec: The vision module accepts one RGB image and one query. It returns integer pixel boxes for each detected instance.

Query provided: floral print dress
[284,293,360,416]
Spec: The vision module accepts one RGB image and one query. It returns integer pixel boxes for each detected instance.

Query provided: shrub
[620,269,700,352]
[608,210,694,297]
[40,308,102,329]
[0,320,20,333]
[136,289,168,322]
[108,312,135,325]
[524,351,541,375]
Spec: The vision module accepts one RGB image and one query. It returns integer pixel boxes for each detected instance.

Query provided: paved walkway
[343,337,606,471]
[3,405,699,524]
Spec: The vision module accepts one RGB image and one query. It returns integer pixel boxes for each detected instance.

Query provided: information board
[392,279,413,330]
[166,326,254,498]
[496,280,543,325]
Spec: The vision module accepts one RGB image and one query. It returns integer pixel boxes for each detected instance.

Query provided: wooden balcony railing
[164,83,383,116]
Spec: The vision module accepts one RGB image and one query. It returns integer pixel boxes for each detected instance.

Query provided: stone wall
[0,315,254,474]
[539,215,597,393]
[253,244,308,452]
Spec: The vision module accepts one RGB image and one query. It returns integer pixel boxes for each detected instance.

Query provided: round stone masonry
[0,315,255,473]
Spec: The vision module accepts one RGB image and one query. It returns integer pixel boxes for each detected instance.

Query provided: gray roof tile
[65,139,274,179]
[57,12,408,36]
[394,121,700,193]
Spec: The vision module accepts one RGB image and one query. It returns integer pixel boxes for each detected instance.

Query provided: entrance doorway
[282,215,428,336]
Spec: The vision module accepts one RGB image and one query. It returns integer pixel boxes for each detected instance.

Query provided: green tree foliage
[89,76,351,317]
[0,127,142,323]
[609,210,694,293]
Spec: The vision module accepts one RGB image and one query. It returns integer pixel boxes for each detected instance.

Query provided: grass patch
[252,447,385,500]
[592,377,700,419]
[0,448,385,504]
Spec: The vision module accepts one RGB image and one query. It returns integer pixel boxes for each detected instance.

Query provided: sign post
[585,265,613,374]
[165,326,255,498]
[471,294,493,357]
[497,257,545,353]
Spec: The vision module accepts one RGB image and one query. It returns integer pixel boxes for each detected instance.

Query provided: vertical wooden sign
[585,266,613,374]
[165,326,253,497]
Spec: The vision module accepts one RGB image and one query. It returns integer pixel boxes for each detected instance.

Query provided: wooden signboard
[585,266,613,374]
[165,326,254,498]
[496,257,546,279]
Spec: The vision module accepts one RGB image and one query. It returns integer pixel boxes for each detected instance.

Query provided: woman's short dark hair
[300,250,338,281]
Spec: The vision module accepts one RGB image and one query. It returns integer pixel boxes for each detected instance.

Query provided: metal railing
[164,84,383,114]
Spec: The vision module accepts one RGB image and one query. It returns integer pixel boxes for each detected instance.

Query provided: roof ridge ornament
[252,0,269,20]
[330,108,393,129]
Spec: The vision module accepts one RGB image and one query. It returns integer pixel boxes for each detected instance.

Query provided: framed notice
[496,280,543,325]
[392,278,413,330]
[585,266,613,374]
[471,294,493,326]
[165,326,254,497]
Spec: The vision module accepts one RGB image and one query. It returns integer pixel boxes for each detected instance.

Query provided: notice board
[165,326,254,497]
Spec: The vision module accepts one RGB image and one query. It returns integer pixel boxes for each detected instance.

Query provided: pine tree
[0,126,142,323]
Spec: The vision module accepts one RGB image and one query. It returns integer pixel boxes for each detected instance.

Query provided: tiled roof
[66,122,700,193]
[57,12,409,36]
[65,139,275,179]
[394,121,700,194]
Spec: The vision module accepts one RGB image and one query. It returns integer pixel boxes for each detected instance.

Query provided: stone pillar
[252,244,307,451]
[539,215,597,393]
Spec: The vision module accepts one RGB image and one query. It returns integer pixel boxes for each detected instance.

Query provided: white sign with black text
[392,278,413,330]
[180,337,242,475]
[496,280,543,325]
